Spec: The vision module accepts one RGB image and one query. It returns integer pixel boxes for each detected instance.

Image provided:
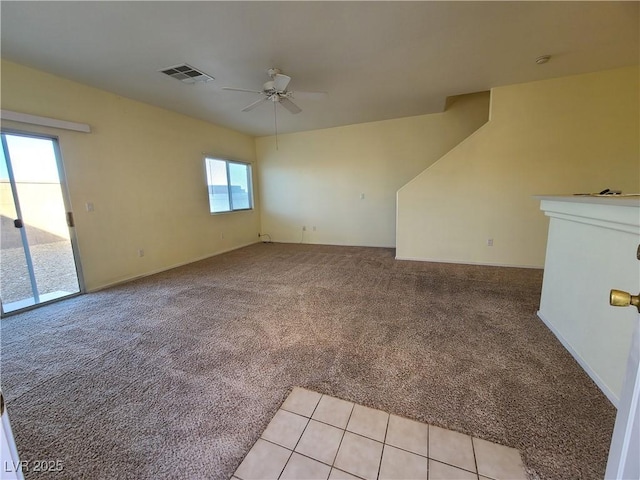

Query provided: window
[205,157,253,213]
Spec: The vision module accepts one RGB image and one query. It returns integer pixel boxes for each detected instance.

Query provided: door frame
[0,128,85,316]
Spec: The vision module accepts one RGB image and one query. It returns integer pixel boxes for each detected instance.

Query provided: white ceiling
[1,1,638,137]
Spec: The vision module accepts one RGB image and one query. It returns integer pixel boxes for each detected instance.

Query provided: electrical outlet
[86,202,94,212]
[138,249,144,257]
[487,238,494,247]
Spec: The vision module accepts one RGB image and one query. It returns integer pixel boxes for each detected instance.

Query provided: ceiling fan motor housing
[223,67,323,114]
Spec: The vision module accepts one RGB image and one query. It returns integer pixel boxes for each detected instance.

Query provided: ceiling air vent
[160,64,214,84]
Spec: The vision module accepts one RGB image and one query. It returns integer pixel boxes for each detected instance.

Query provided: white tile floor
[233,388,528,480]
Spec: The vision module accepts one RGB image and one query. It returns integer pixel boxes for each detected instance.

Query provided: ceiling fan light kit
[222,67,327,115]
[222,67,328,147]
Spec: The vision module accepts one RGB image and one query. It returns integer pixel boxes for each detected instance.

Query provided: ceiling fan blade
[273,74,291,92]
[222,87,263,94]
[279,97,302,114]
[242,97,269,112]
[291,91,328,100]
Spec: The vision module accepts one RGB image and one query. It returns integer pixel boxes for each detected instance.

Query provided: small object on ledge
[574,188,624,196]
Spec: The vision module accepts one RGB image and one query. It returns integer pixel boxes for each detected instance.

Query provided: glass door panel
[1,133,81,314]
[0,147,35,310]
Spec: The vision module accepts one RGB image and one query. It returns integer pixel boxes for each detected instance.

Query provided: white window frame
[204,156,254,214]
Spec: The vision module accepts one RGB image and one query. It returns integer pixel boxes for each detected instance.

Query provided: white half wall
[537,196,640,404]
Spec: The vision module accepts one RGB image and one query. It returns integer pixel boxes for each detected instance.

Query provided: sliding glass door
[0,132,82,315]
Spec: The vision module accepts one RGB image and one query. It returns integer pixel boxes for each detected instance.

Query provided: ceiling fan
[222,68,326,114]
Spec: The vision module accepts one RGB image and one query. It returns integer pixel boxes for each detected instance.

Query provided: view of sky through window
[1,135,60,184]
[205,157,252,213]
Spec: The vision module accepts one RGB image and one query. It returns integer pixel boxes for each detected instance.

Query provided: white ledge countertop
[534,194,640,207]
[535,194,640,235]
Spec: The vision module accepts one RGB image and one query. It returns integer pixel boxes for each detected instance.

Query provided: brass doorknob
[610,289,640,312]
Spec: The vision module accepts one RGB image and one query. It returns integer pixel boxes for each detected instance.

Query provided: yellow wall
[1,60,259,291]
[256,92,490,247]
[3,59,636,293]
[397,66,640,267]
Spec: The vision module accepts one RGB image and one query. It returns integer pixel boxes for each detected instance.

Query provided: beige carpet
[0,243,615,479]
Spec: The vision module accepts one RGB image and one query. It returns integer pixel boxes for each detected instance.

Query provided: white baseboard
[395,255,543,269]
[276,239,396,249]
[537,310,618,407]
[88,240,260,292]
